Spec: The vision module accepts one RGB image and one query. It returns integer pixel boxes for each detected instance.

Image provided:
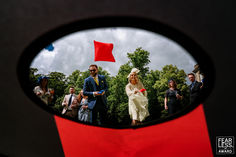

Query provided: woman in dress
[33,76,54,105]
[164,79,183,115]
[125,68,149,126]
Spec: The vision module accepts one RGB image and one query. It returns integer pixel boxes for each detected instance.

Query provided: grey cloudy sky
[31,27,196,79]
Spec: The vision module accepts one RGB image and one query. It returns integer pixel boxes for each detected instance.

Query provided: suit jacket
[189,81,202,105]
[61,94,78,114]
[83,75,108,110]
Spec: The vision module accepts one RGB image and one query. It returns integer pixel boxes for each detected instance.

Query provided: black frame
[17,16,215,129]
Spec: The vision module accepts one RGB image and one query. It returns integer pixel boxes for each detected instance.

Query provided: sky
[31,27,197,80]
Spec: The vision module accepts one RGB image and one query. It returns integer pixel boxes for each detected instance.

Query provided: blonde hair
[128,72,139,84]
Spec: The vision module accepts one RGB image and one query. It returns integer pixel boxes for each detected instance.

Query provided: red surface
[54,104,213,157]
[94,40,115,62]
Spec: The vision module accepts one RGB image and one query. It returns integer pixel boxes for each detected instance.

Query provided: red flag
[94,40,115,62]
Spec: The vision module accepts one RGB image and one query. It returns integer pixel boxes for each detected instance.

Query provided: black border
[17,16,215,129]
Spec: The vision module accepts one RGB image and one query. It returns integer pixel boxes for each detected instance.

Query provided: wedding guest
[78,90,91,123]
[33,76,54,105]
[71,98,80,118]
[188,73,203,105]
[61,86,79,118]
[83,64,108,125]
[188,73,202,105]
[125,68,149,126]
[164,79,183,115]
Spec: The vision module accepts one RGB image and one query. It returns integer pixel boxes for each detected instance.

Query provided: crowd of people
[33,64,204,126]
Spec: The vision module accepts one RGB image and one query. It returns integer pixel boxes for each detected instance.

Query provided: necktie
[94,77,99,85]
[191,82,195,90]
[68,94,73,106]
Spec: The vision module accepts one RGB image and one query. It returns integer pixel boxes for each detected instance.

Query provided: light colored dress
[125,82,149,122]
[33,86,53,105]
[78,99,92,123]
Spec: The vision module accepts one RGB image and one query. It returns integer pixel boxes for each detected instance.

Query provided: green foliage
[29,68,42,88]
[118,63,133,76]
[66,70,83,95]
[106,63,132,125]
[52,96,65,113]
[143,70,162,119]
[116,102,130,124]
[127,47,150,79]
[47,72,67,106]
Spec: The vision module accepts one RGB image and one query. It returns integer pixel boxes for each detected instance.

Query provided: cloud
[31,27,196,77]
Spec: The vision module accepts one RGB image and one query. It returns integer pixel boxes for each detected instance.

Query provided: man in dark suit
[188,73,203,105]
[83,64,108,125]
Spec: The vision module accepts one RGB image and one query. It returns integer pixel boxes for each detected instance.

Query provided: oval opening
[18,17,215,129]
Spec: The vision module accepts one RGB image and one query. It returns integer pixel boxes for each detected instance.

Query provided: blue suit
[83,75,108,124]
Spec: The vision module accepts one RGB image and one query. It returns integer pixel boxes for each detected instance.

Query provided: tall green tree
[29,68,42,88]
[47,72,67,105]
[127,47,150,79]
[65,70,82,95]
[142,70,162,120]
[107,63,132,124]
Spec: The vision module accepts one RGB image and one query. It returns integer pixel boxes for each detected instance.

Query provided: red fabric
[139,88,146,92]
[54,104,213,157]
[94,40,115,62]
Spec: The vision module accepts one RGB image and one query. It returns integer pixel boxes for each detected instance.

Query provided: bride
[125,68,149,126]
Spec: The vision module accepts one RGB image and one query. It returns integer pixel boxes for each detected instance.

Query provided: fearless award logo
[216,136,234,155]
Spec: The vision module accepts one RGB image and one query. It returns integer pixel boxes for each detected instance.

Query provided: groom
[83,64,108,125]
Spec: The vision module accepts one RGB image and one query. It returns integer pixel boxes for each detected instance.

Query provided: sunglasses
[89,69,96,72]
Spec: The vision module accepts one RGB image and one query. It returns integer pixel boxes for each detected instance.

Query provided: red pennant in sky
[94,40,115,62]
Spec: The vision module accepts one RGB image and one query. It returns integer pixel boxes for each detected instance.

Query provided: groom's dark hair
[89,64,98,69]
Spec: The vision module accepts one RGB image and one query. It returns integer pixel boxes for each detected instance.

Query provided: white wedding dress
[126,82,149,122]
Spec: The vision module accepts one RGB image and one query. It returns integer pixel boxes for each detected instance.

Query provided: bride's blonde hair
[128,73,140,85]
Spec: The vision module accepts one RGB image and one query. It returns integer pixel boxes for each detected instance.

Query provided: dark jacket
[189,81,202,105]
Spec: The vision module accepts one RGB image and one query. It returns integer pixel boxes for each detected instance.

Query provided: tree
[67,70,81,86]
[29,68,42,88]
[142,70,162,120]
[107,63,132,125]
[75,70,90,92]
[47,72,67,106]
[65,70,82,95]
[127,47,150,79]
